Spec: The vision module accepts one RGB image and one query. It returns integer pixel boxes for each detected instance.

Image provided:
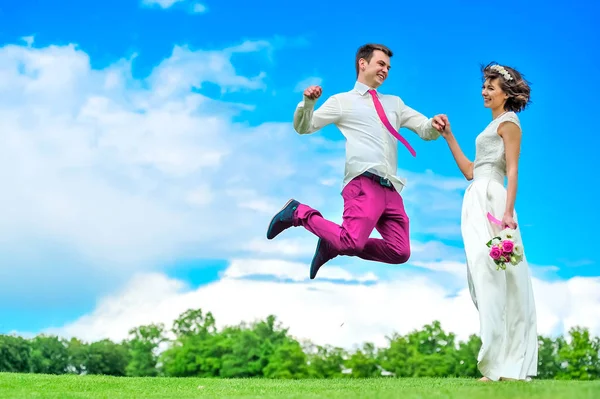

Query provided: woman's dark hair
[481,62,532,113]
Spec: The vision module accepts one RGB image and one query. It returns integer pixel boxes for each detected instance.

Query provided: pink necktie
[368,89,416,157]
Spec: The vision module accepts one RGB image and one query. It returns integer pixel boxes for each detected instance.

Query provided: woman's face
[482,78,508,110]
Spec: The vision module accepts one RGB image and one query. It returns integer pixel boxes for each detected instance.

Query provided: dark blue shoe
[310,238,335,279]
[266,199,300,240]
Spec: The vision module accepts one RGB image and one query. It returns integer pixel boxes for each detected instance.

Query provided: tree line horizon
[1,308,598,380]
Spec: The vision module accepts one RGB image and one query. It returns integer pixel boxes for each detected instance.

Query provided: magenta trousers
[295,174,410,264]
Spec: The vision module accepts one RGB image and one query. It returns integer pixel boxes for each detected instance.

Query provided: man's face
[360,50,391,88]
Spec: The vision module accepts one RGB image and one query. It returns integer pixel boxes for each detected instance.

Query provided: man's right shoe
[266,199,300,240]
[310,238,335,279]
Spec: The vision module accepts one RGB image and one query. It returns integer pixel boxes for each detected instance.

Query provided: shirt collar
[354,81,379,97]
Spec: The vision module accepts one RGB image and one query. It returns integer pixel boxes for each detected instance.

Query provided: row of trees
[1,308,599,380]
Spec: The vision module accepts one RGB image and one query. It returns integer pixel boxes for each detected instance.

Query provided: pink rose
[489,246,502,260]
[502,240,514,253]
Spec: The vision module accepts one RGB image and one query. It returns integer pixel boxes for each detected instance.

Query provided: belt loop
[380,176,392,188]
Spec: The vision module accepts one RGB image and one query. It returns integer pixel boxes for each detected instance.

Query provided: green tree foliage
[29,335,70,374]
[126,323,167,377]
[85,339,130,376]
[303,343,346,378]
[537,335,564,379]
[0,335,31,373]
[1,308,599,380]
[556,327,600,380]
[159,309,225,377]
[65,337,88,374]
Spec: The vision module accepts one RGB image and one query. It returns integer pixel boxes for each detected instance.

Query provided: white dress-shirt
[293,81,440,193]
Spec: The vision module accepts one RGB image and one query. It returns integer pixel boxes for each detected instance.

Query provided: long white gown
[461,111,538,381]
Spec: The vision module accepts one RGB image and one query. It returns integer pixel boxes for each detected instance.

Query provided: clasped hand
[432,114,451,136]
[502,213,518,229]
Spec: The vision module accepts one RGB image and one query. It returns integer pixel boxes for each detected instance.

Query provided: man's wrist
[303,95,317,106]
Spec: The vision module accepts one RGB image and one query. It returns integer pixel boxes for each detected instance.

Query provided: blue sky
[0,0,598,346]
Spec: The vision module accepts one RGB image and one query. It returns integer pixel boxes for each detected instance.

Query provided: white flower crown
[489,65,513,81]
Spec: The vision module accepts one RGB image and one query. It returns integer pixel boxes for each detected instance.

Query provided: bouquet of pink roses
[486,213,524,271]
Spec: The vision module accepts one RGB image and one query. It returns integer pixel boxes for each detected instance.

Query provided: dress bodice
[472,111,521,183]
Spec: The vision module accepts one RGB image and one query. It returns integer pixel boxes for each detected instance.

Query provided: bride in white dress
[439,63,538,382]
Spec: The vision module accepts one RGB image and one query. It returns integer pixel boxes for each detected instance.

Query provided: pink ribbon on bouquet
[487,212,503,226]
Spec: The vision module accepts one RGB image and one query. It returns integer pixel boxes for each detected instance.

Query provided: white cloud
[141,0,208,14]
[295,76,323,92]
[410,240,465,262]
[147,43,270,97]
[47,261,600,349]
[243,237,317,258]
[20,35,35,47]
[419,224,462,239]
[0,39,283,257]
[0,39,310,302]
[410,260,466,278]
[222,259,378,283]
[141,0,185,9]
[192,3,207,13]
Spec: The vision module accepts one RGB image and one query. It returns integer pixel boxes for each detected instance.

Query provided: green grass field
[1,373,599,398]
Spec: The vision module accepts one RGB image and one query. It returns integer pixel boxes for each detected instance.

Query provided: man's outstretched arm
[293,85,342,135]
[397,97,445,141]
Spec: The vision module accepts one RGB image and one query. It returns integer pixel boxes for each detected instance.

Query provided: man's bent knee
[391,248,410,264]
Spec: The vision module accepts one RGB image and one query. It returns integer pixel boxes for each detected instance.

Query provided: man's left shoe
[266,199,300,240]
